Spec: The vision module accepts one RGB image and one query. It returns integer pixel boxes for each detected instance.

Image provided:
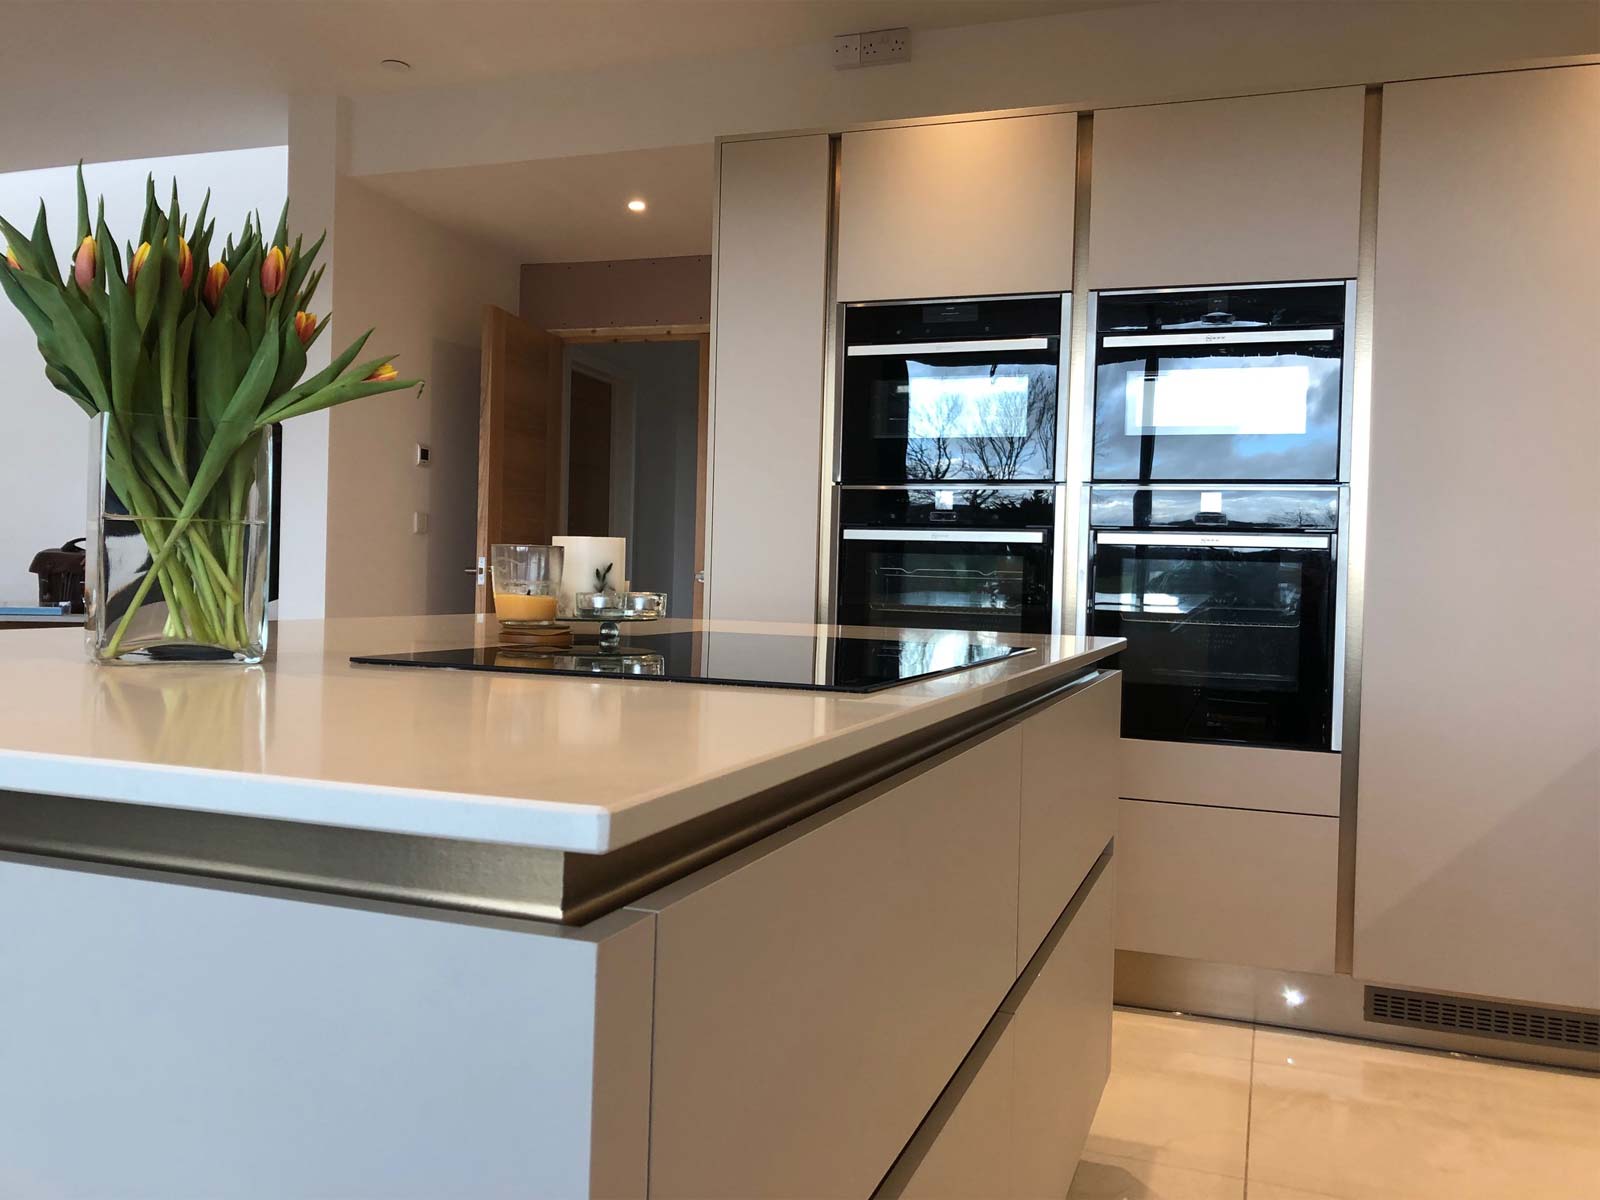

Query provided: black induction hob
[351,631,1033,693]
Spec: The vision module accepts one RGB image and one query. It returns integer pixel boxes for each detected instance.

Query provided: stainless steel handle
[842,529,1047,544]
[845,337,1051,357]
[1101,329,1336,347]
[1095,531,1331,549]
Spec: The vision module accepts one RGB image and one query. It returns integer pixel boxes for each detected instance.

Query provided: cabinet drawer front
[1115,798,1337,973]
[1009,859,1114,1200]
[1018,671,1121,966]
[1121,738,1340,817]
[873,1015,1016,1200]
[645,728,1023,1200]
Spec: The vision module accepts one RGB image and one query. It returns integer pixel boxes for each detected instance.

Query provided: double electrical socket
[832,27,910,69]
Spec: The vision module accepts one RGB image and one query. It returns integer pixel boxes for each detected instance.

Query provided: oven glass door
[1087,534,1336,749]
[837,531,1053,634]
[841,342,1059,483]
[1093,333,1342,482]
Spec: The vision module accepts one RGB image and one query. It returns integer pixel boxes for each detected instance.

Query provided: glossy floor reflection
[1068,1008,1600,1200]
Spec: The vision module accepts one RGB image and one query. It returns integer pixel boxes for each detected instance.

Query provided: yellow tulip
[3,245,18,271]
[127,241,151,288]
[294,311,318,346]
[72,235,96,290]
[260,246,287,297]
[202,261,229,312]
[365,362,399,383]
[178,239,194,290]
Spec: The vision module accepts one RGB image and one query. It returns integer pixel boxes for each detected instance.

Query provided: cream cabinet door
[1354,66,1600,1010]
[1089,87,1365,288]
[837,113,1078,302]
[707,134,830,622]
[873,1015,1016,1200]
[1116,798,1337,973]
[1017,671,1120,967]
[1007,860,1114,1200]
[641,727,1023,1200]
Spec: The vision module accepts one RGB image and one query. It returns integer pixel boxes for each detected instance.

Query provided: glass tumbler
[490,544,564,626]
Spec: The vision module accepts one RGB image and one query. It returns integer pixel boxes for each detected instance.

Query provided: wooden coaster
[500,623,573,648]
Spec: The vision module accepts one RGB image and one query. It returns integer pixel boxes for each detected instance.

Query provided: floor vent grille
[1365,986,1600,1050]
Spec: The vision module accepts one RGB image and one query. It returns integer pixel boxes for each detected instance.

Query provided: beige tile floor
[1068,1007,1600,1200]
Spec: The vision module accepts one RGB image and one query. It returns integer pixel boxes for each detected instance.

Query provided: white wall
[324,177,520,618]
[346,1,1597,177]
[0,147,287,606]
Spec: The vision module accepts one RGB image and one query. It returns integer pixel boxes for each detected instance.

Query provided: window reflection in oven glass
[1096,552,1306,689]
[866,549,1028,624]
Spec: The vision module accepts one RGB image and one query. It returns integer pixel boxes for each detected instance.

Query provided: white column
[276,95,349,619]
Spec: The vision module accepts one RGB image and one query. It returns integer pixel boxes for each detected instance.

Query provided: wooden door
[565,369,613,536]
[476,306,563,613]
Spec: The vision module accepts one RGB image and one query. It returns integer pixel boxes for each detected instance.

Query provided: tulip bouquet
[0,168,415,661]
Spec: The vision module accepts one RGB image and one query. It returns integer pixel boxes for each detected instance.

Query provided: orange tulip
[3,245,17,271]
[260,246,286,297]
[365,362,399,383]
[293,311,318,346]
[177,239,194,290]
[128,241,152,288]
[202,262,229,312]
[72,235,96,290]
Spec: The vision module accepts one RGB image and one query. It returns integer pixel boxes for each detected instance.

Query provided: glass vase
[86,413,273,665]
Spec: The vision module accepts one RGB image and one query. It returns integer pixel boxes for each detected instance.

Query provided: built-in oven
[840,295,1066,485]
[836,486,1058,634]
[1091,282,1353,483]
[1083,485,1345,751]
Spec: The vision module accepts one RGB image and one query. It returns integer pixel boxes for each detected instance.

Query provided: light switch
[412,512,429,534]
[416,444,431,467]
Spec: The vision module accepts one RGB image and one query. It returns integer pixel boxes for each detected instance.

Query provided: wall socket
[860,27,910,66]
[833,27,909,69]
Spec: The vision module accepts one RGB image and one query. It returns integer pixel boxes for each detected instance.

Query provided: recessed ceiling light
[1281,986,1306,1008]
[627,198,647,213]
[380,58,412,73]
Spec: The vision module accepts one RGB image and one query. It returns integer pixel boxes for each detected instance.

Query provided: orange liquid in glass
[495,592,557,622]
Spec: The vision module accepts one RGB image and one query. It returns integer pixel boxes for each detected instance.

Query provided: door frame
[479,319,711,618]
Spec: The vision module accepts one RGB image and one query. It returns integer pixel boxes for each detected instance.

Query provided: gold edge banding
[1335,85,1383,975]
[1059,112,1096,634]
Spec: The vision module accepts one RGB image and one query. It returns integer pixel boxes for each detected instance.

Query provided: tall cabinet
[706,134,831,623]
[1087,87,1367,975]
[1354,66,1600,1010]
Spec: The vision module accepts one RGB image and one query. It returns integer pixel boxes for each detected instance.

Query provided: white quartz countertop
[0,616,1122,854]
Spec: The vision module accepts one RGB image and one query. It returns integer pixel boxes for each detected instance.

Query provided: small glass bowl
[622,591,667,617]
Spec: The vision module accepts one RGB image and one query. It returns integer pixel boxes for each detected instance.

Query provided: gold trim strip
[1335,85,1383,975]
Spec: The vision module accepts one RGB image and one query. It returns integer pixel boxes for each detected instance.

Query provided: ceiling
[356,142,717,263]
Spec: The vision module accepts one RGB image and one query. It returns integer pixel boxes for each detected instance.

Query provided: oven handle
[1101,329,1336,347]
[845,337,1051,357]
[842,529,1048,544]
[1095,531,1331,549]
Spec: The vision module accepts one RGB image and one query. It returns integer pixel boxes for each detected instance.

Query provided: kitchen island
[0,616,1123,1199]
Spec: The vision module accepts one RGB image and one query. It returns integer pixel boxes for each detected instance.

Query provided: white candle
[552,536,627,614]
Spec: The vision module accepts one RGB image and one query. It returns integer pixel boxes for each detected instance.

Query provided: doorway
[562,339,701,615]
[476,308,710,617]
